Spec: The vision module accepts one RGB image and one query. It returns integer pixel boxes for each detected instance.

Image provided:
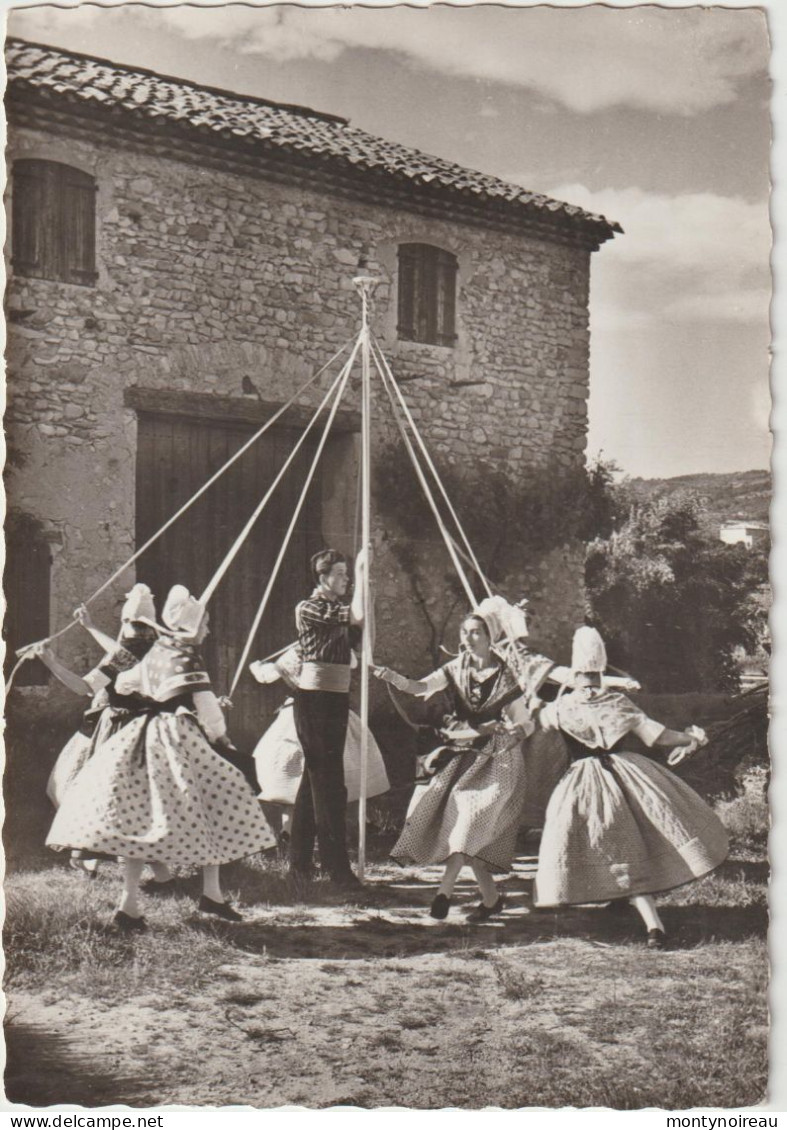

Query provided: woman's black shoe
[646,928,667,950]
[465,896,506,923]
[198,895,243,922]
[430,893,451,920]
[114,910,147,933]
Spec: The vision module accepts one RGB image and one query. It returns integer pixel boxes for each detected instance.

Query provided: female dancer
[531,626,728,949]
[473,595,641,829]
[374,611,535,922]
[251,647,390,837]
[38,584,170,886]
[47,584,277,930]
[44,587,158,810]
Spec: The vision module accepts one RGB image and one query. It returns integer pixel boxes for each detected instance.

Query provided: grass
[715,767,769,848]
[3,789,769,1110]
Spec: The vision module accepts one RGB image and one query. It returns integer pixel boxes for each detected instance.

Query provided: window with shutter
[12,160,97,286]
[3,512,52,687]
[397,243,458,347]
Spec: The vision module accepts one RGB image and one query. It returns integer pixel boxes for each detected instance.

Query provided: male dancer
[289,545,371,892]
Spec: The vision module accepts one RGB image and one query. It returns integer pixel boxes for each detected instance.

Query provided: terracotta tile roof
[6,37,621,244]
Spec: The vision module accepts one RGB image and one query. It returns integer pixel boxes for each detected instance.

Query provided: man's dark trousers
[290,688,353,880]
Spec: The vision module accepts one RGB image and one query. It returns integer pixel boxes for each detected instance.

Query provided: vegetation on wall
[374,441,616,661]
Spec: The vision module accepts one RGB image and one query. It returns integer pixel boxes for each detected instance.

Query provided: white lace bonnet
[120,582,156,624]
[571,626,607,674]
[474,595,529,644]
[161,584,207,638]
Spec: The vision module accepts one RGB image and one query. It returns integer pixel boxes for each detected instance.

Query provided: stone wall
[6,116,592,710]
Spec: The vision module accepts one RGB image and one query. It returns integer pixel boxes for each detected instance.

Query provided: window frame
[397,243,458,348]
[11,158,98,287]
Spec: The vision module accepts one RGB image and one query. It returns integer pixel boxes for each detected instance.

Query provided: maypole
[354,270,377,880]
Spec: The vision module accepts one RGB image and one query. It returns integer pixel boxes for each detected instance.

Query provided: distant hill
[626,469,771,531]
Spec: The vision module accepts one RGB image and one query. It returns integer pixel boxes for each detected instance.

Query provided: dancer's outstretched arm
[545,663,640,692]
[652,726,695,748]
[74,605,118,655]
[372,665,433,697]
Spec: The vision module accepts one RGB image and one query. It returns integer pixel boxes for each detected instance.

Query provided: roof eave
[7,75,621,247]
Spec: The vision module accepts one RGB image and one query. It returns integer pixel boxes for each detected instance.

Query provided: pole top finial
[353,244,379,297]
[352,274,379,292]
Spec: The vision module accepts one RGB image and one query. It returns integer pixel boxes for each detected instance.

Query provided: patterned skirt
[47,712,277,867]
[46,707,131,809]
[534,751,729,906]
[47,732,93,810]
[253,705,390,806]
[391,732,527,872]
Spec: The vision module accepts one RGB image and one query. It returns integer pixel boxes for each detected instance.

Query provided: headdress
[161,584,207,638]
[120,582,156,624]
[571,626,607,674]
[474,595,529,644]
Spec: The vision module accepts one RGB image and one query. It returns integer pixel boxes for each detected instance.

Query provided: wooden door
[135,412,323,749]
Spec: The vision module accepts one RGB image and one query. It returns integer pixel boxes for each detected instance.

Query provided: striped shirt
[295,590,362,666]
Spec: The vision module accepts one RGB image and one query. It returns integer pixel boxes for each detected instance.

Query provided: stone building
[4,38,619,760]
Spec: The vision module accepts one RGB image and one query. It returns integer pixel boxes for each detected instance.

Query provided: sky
[4,1,773,479]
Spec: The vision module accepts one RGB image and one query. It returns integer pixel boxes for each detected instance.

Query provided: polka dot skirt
[47,713,277,866]
[47,732,93,809]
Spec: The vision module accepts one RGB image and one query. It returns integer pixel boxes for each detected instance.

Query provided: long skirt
[47,712,277,867]
[533,751,729,906]
[46,707,131,808]
[519,729,569,830]
[391,732,526,872]
[253,704,390,806]
[47,732,93,809]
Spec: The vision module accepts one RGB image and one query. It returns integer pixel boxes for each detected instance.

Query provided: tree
[585,493,764,693]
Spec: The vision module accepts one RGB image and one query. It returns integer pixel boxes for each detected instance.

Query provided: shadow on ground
[4,1023,160,1108]
[184,866,768,962]
[714,858,769,883]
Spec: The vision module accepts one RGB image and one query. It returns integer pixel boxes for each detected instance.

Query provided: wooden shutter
[11,161,44,277]
[419,244,437,344]
[63,166,98,285]
[397,243,457,347]
[41,163,65,282]
[436,249,458,346]
[11,160,96,286]
[397,244,418,340]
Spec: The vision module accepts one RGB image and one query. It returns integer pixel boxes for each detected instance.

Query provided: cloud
[9,4,107,35]
[664,289,772,326]
[25,3,765,117]
[540,183,771,328]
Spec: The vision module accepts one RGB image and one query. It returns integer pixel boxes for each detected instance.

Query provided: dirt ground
[4,852,768,1110]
